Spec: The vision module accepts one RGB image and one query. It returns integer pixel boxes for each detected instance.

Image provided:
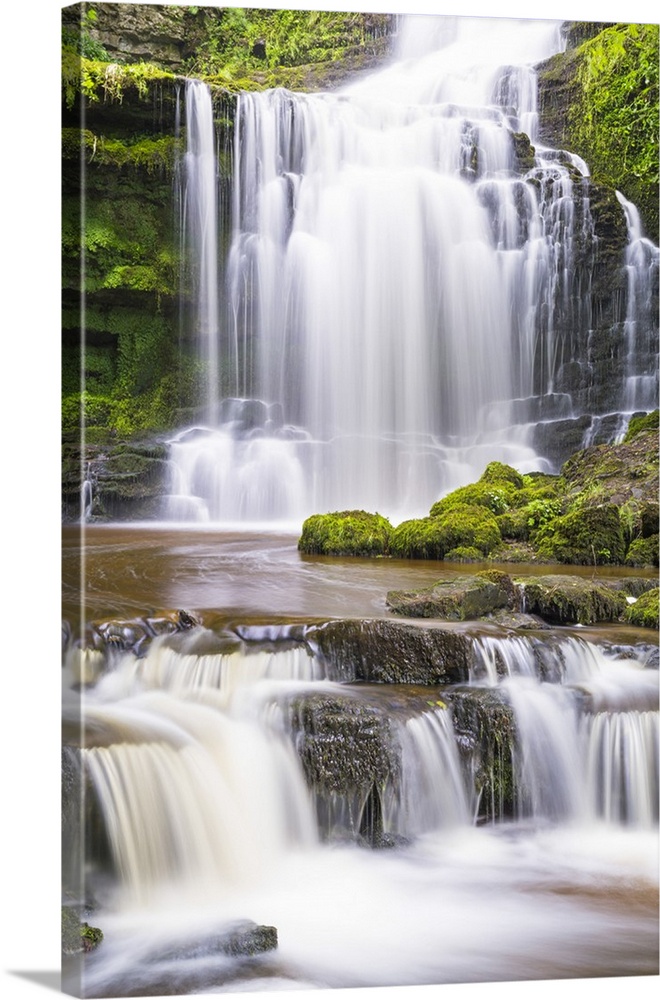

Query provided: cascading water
[163,15,658,525]
[66,621,659,996]
[617,191,660,413]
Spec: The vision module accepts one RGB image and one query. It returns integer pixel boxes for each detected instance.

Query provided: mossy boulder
[624,409,659,442]
[298,509,393,556]
[534,504,625,565]
[386,572,514,621]
[625,588,659,630]
[391,505,501,560]
[561,429,659,511]
[625,535,659,568]
[516,575,628,625]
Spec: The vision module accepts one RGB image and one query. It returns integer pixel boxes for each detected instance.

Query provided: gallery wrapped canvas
[60,2,659,998]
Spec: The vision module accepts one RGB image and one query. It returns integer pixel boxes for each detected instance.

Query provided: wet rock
[625,588,659,630]
[286,688,401,846]
[309,619,472,685]
[287,691,399,793]
[62,906,103,955]
[161,920,278,959]
[386,572,513,621]
[515,575,628,625]
[449,687,516,822]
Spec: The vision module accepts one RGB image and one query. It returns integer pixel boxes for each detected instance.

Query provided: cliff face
[62,2,200,69]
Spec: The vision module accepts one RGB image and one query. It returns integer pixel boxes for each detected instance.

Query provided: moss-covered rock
[538,23,659,239]
[625,588,659,630]
[391,505,501,560]
[298,510,392,556]
[624,409,659,442]
[386,573,513,621]
[517,575,628,625]
[534,504,625,565]
[62,907,103,955]
[625,535,659,568]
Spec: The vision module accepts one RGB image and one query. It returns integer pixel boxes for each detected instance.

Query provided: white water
[162,15,660,525]
[72,627,659,996]
[616,191,660,413]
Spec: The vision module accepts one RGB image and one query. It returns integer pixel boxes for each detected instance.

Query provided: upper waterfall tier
[166,15,658,524]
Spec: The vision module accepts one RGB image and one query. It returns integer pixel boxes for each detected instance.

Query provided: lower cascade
[160,14,658,524]
[63,621,659,995]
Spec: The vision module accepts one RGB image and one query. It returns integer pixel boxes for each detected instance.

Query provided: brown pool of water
[62,524,658,637]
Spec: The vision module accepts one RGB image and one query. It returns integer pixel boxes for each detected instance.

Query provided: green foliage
[625,587,659,629]
[623,409,659,442]
[185,7,390,81]
[62,129,182,174]
[62,51,175,109]
[298,510,393,556]
[62,5,109,62]
[430,482,516,518]
[62,192,178,297]
[568,24,659,235]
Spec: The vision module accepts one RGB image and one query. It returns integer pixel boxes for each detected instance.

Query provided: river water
[62,525,659,998]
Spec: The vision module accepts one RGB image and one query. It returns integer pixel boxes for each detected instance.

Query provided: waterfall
[71,621,658,994]
[180,79,220,420]
[392,708,474,834]
[163,17,658,524]
[616,191,660,414]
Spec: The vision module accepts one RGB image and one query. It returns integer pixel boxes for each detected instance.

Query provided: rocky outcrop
[386,572,513,620]
[309,619,473,685]
[450,687,516,821]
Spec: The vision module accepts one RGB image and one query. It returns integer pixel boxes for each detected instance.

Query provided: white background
[1,1,658,998]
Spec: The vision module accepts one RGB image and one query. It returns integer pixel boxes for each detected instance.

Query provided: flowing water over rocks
[62,526,659,997]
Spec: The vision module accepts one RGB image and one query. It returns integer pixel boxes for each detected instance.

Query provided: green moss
[298,510,393,556]
[62,906,103,955]
[535,504,625,565]
[518,575,628,625]
[479,461,525,489]
[62,51,175,109]
[62,129,182,174]
[390,505,501,560]
[430,482,517,518]
[567,24,659,237]
[444,546,484,563]
[625,534,659,568]
[625,588,659,629]
[624,409,659,442]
